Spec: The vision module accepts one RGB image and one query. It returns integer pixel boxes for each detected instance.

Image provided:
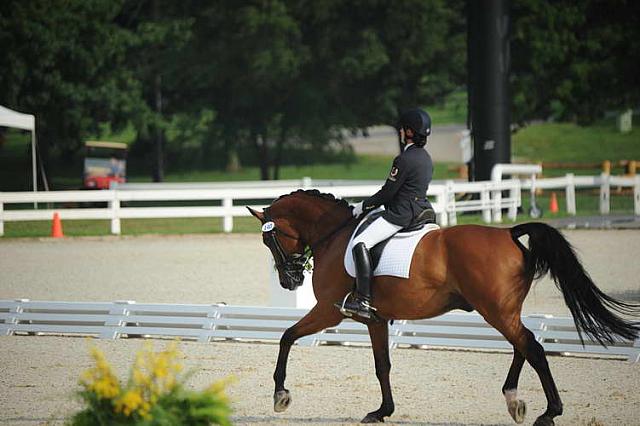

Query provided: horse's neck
[287,199,351,247]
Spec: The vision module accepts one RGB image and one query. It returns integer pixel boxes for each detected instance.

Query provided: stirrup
[335,292,377,319]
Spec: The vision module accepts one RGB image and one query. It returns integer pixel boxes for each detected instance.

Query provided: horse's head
[248,189,352,291]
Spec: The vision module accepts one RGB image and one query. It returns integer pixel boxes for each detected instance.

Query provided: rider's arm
[361,155,408,213]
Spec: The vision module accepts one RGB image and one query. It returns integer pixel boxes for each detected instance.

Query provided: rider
[341,108,434,319]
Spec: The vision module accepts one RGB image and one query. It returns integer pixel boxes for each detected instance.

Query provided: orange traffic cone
[549,192,559,214]
[51,212,64,238]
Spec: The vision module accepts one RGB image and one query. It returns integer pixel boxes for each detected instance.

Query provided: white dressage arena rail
[1,299,638,362]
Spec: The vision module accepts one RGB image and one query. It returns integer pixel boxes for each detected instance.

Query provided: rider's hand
[351,201,363,218]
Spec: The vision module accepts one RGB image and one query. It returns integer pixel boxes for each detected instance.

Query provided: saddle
[353,208,436,271]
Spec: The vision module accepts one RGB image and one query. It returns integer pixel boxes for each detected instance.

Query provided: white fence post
[0,199,4,237]
[600,173,610,215]
[481,184,492,223]
[110,191,121,235]
[507,180,521,221]
[566,173,576,215]
[634,175,640,216]
[435,191,448,227]
[446,180,457,226]
[492,186,502,223]
[223,197,233,233]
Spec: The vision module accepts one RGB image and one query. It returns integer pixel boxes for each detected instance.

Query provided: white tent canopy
[0,105,38,193]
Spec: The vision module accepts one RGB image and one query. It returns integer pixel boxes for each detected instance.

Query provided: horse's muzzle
[280,268,304,290]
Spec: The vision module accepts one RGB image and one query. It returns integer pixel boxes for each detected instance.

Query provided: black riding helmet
[398,108,431,145]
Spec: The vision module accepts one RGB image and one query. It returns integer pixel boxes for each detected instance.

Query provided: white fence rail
[0,179,522,235]
[1,299,638,362]
[522,173,640,217]
[1,173,638,236]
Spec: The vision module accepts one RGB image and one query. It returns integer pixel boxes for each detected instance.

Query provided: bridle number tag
[261,221,275,232]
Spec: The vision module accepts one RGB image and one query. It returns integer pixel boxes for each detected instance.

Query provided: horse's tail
[510,222,640,347]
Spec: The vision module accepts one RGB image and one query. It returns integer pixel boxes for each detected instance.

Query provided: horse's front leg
[362,320,395,423]
[273,304,343,413]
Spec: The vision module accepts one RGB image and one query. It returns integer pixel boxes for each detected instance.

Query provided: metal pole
[468,0,512,181]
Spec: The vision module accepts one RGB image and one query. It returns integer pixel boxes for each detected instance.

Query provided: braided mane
[272,189,350,210]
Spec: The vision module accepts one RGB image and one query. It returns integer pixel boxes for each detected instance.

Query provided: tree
[117,0,194,181]
[511,0,640,125]
[0,0,149,184]
[289,0,466,150]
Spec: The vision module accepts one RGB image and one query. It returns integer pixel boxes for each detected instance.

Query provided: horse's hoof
[533,416,554,426]
[508,399,527,424]
[273,389,291,413]
[361,413,384,423]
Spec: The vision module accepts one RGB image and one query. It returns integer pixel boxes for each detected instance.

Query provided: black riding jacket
[362,143,433,227]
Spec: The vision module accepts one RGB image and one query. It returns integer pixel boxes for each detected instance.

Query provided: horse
[247,189,639,425]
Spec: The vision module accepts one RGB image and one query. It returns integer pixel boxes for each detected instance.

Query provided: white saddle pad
[344,212,440,279]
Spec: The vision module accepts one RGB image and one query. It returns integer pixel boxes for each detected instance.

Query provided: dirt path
[347,125,466,163]
[1,231,639,425]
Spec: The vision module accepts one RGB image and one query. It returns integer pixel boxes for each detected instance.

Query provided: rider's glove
[351,201,364,218]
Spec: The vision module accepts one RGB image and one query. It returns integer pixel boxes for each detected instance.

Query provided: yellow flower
[79,345,121,400]
[115,389,144,417]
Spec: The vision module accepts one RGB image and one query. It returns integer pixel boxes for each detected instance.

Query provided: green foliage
[2,0,637,184]
[0,0,149,157]
[425,90,467,125]
[511,0,640,124]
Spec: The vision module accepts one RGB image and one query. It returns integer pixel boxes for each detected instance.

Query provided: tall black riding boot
[340,242,375,319]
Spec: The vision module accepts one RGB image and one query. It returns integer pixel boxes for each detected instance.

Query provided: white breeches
[352,217,403,249]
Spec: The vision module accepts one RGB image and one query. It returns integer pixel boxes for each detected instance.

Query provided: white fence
[0,179,522,235]
[522,173,640,217]
[1,173,638,236]
[1,299,638,362]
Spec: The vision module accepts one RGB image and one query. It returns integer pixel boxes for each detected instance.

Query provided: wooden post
[536,162,544,195]
[600,173,610,215]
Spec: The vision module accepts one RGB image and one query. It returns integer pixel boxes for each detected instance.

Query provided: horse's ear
[246,206,265,222]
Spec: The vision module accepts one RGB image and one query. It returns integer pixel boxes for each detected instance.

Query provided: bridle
[261,206,354,288]
[262,207,310,276]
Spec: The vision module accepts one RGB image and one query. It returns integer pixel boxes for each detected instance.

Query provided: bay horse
[247,189,639,425]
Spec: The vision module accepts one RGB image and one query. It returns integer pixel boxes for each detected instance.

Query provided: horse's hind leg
[362,320,395,423]
[502,350,527,424]
[273,304,343,413]
[520,329,563,425]
[492,318,563,426]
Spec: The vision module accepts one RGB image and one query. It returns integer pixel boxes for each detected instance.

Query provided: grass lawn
[424,90,467,125]
[513,120,640,178]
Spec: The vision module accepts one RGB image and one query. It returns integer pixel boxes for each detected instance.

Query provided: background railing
[1,173,639,236]
[2,299,638,362]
